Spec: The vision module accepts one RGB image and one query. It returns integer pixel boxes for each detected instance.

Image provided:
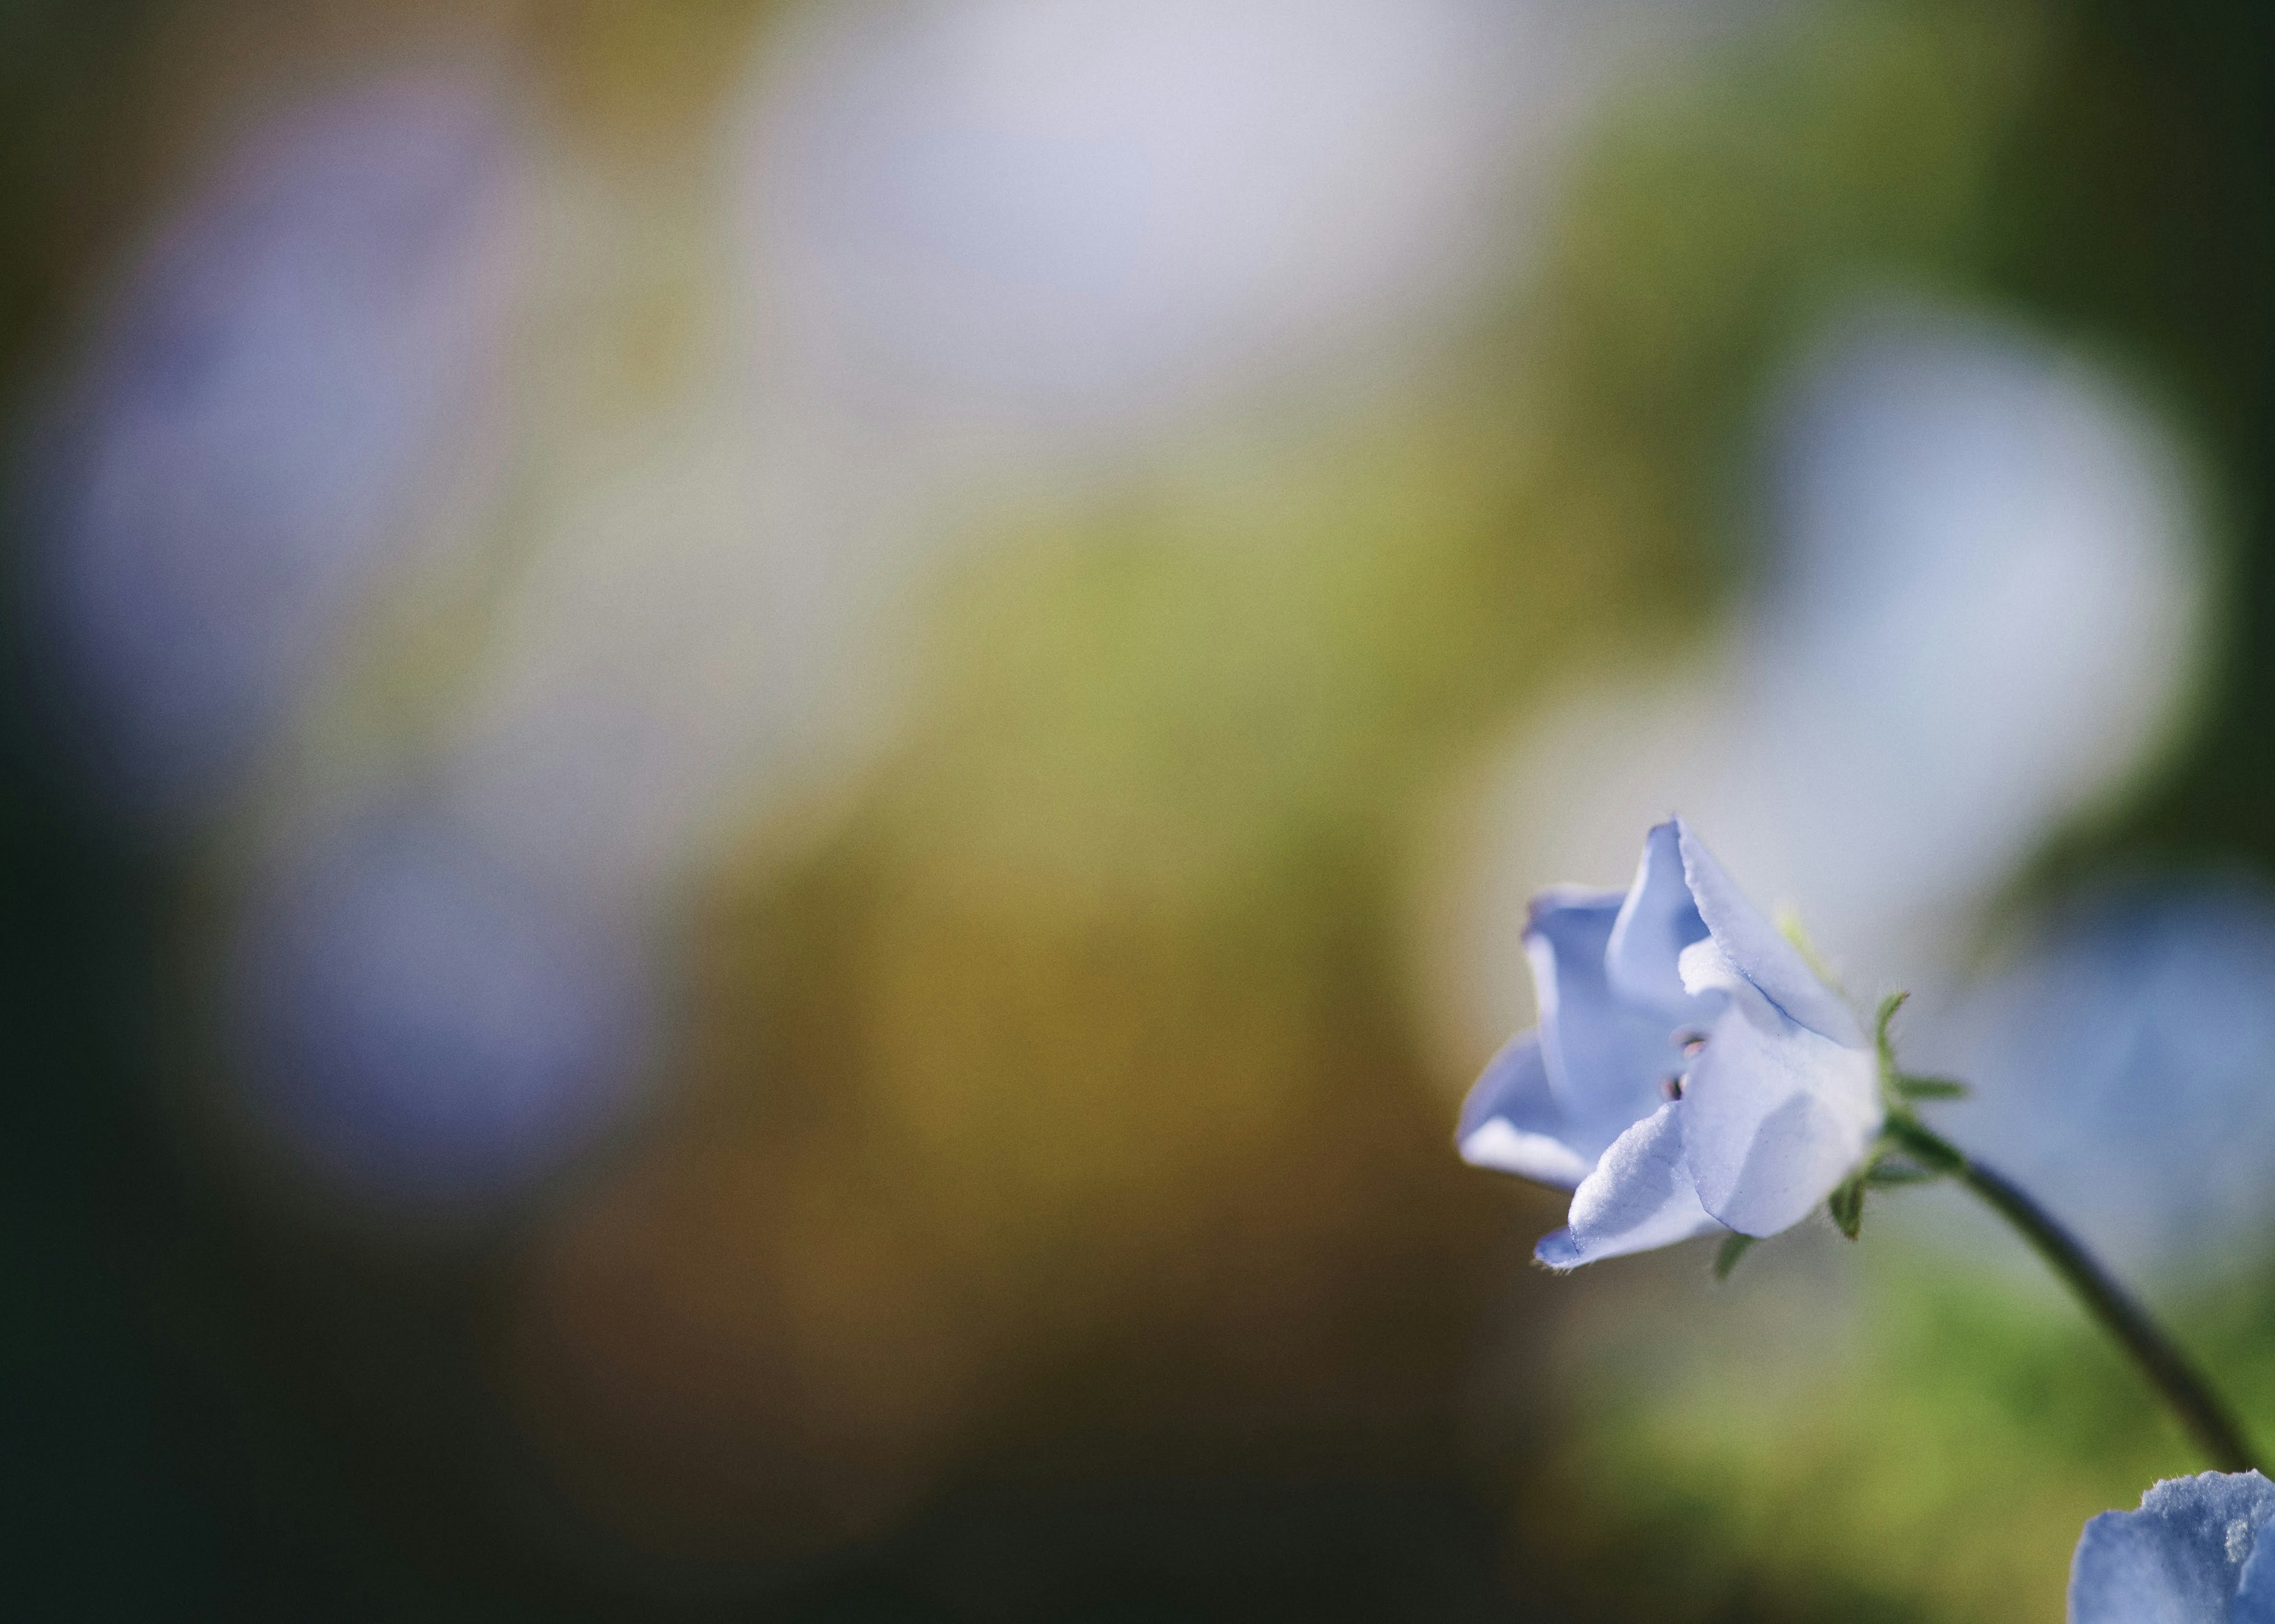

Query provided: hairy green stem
[1885,1118,2259,1474]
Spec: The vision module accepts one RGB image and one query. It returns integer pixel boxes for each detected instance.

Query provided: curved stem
[1886,1119,2260,1474]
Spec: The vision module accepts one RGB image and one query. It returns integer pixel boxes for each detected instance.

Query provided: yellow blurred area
[501,422,1620,1558]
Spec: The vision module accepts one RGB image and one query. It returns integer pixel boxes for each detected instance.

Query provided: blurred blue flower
[2071,1472,2275,1623]
[1459,819,1882,1267]
[29,69,525,822]
[1913,878,2275,1281]
[225,805,648,1219]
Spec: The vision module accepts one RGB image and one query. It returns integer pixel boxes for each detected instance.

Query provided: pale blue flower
[1457,819,1882,1267]
[226,805,649,1216]
[1915,878,2275,1280]
[2070,1472,2275,1623]
[30,70,524,820]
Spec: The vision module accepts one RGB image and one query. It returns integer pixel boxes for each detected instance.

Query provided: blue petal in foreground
[1605,820,1709,1010]
[2071,1471,2275,1624]
[1524,888,1635,1109]
[2239,1520,2275,1623]
[1459,817,1877,1266]
[1529,884,1693,1145]
[1534,1102,1722,1269]
[1676,984,1879,1236]
[1458,1032,1592,1189]
[1675,820,1864,1045]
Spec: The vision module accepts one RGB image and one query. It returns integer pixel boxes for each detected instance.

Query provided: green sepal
[1828,1174,1866,1240]
[1893,1074,1970,1101]
[1713,1231,1757,1280]
[1873,990,1909,1074]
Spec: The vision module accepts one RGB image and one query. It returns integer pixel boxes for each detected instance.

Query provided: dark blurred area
[11,3,2275,1620]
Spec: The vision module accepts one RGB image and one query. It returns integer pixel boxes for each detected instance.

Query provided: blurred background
[10,1,2275,1618]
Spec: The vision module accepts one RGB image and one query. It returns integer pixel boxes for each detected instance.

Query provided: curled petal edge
[1458,1031,1594,1189]
[1534,1101,1723,1270]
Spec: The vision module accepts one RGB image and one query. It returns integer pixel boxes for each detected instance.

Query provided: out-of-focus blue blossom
[1459,820,1880,1266]
[1912,879,2275,1281]
[2070,1472,2275,1623]
[28,69,526,821]
[224,807,648,1218]
[1735,305,2204,985]
[1439,305,2207,1080]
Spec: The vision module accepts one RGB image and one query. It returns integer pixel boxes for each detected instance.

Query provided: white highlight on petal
[1459,1119,1594,1189]
[1457,1029,1595,1187]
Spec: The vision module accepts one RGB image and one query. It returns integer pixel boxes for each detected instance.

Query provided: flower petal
[1457,1031,1595,1189]
[2236,1512,2275,1623]
[1606,820,1710,1011]
[1527,888,1687,1145]
[2069,1471,2275,1624]
[1675,819,1866,1047]
[1678,980,1880,1236]
[1533,1101,1723,1269]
